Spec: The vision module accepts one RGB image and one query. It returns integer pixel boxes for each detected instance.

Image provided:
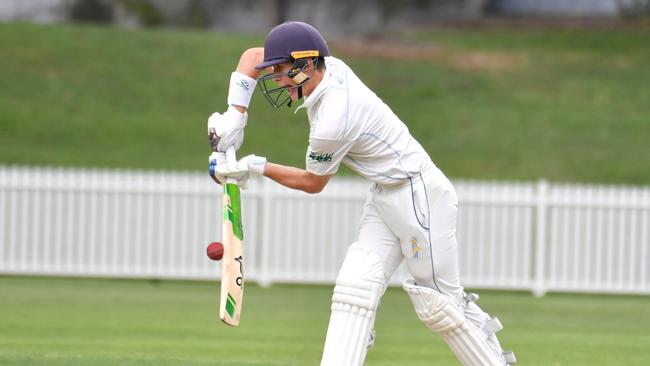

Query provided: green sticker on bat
[226,292,237,318]
[224,183,243,240]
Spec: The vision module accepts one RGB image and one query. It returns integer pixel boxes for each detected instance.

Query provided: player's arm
[255,136,346,193]
[215,156,332,194]
[263,162,331,194]
[207,48,266,155]
[231,47,265,114]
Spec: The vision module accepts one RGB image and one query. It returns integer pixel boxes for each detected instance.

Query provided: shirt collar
[294,67,331,114]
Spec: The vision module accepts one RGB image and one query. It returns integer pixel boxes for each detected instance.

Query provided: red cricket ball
[206,242,224,261]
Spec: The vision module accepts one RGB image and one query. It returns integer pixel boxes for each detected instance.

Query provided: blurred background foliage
[1,0,649,184]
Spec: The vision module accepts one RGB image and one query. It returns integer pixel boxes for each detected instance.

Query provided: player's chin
[287,86,298,99]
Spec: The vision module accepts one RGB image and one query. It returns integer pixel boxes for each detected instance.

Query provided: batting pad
[321,243,386,366]
[403,279,516,365]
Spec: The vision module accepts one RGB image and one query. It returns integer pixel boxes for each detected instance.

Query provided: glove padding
[207,106,247,152]
[215,154,266,190]
[208,152,227,185]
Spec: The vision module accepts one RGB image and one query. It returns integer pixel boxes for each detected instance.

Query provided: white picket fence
[1,165,649,296]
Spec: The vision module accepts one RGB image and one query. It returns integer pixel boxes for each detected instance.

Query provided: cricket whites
[219,147,244,326]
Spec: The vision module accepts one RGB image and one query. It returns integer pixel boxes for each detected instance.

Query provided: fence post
[258,177,273,287]
[533,179,548,297]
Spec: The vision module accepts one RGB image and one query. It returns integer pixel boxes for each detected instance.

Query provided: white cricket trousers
[357,165,463,298]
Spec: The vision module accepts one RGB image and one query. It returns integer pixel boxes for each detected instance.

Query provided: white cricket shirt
[296,56,435,185]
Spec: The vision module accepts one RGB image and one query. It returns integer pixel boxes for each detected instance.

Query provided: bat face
[219,182,244,326]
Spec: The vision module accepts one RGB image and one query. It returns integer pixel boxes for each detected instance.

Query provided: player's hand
[215,154,266,189]
[208,152,227,185]
[207,106,247,152]
[239,154,267,177]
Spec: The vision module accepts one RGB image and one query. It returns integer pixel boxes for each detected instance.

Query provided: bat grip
[225,146,238,184]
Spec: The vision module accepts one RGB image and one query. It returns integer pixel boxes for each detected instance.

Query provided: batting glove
[208,152,227,185]
[240,154,267,177]
[207,106,247,152]
[215,154,266,189]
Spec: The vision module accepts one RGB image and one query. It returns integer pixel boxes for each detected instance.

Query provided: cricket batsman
[208,21,516,366]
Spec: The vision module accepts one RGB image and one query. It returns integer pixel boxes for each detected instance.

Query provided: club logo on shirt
[308,151,333,163]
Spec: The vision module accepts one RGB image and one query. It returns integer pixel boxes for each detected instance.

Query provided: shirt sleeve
[305,137,354,176]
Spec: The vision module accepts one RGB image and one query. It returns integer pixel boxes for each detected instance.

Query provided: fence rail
[1,166,648,296]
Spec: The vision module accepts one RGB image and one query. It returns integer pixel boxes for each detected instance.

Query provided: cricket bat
[219,147,245,326]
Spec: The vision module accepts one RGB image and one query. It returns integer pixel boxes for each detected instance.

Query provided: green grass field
[1,22,649,184]
[1,276,649,365]
[2,21,649,366]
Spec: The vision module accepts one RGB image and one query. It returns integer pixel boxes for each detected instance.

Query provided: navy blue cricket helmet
[256,21,330,108]
[255,21,330,70]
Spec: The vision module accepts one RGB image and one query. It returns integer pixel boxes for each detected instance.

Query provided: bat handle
[225,146,238,185]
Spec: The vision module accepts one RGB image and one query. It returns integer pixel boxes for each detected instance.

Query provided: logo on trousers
[410,238,421,259]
